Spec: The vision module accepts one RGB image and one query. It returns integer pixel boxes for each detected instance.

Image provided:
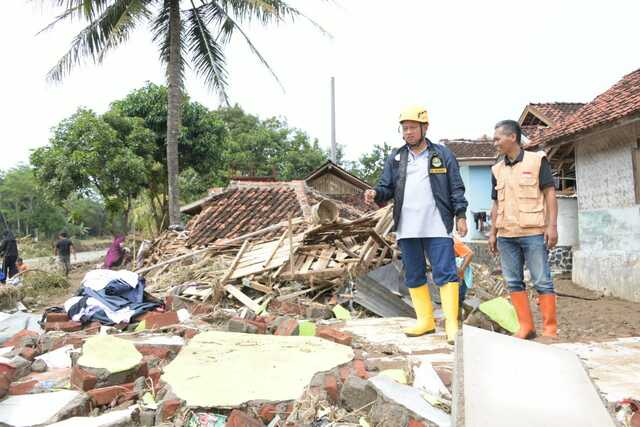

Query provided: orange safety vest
[492,151,547,238]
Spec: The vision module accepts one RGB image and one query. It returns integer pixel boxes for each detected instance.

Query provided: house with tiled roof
[442,138,498,240]
[181,161,374,247]
[532,68,640,302]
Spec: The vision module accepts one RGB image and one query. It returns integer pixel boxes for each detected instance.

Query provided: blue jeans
[398,238,459,288]
[497,234,555,295]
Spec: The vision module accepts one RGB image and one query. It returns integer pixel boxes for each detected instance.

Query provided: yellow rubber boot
[440,282,460,344]
[403,285,436,337]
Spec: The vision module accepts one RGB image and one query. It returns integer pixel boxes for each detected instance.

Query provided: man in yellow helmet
[365,107,468,344]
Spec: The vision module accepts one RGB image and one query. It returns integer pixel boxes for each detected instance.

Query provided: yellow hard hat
[399,106,429,124]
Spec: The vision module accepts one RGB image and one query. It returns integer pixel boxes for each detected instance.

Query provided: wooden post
[288,213,294,276]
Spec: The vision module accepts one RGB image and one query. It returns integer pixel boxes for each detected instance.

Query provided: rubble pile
[140,205,396,318]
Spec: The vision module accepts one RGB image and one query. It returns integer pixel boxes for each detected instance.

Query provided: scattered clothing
[64,269,159,325]
[103,236,126,269]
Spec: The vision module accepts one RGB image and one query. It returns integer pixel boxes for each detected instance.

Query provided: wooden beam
[262,229,287,268]
[224,284,261,312]
[221,239,250,284]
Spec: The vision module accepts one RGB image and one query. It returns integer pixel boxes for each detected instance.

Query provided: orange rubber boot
[538,294,558,338]
[510,291,537,339]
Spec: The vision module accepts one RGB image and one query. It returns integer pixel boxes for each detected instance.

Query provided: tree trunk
[166,0,183,227]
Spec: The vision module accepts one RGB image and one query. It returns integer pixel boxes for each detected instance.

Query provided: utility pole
[330,76,337,163]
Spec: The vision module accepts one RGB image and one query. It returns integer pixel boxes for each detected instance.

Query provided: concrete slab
[48,406,135,427]
[162,331,354,407]
[0,390,81,426]
[338,317,452,357]
[459,326,616,427]
[555,337,640,403]
[369,375,451,427]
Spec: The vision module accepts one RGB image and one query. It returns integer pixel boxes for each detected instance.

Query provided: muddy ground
[541,277,640,342]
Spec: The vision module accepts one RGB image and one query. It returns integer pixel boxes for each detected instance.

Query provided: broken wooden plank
[278,267,346,281]
[313,248,335,271]
[242,280,273,294]
[262,229,288,268]
[276,281,335,301]
[221,240,251,284]
[224,284,261,312]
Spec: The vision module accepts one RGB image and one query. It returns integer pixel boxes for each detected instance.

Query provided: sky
[1,0,640,172]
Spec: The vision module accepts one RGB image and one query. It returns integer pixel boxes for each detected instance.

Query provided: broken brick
[226,409,265,427]
[324,374,339,402]
[339,366,352,383]
[84,322,101,335]
[164,296,174,311]
[160,399,181,421]
[190,303,210,316]
[45,321,83,332]
[259,404,278,424]
[134,345,172,360]
[71,366,98,391]
[2,330,39,348]
[353,360,369,379]
[147,368,162,386]
[89,382,135,406]
[408,420,427,427]
[0,374,9,399]
[8,379,37,395]
[144,311,179,329]
[19,347,36,361]
[46,312,70,323]
[0,363,16,381]
[275,319,299,336]
[183,329,198,339]
[316,327,353,346]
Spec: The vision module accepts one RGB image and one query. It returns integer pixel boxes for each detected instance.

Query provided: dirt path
[533,277,640,342]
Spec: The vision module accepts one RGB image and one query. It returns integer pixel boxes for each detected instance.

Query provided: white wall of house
[571,121,640,302]
[557,196,579,247]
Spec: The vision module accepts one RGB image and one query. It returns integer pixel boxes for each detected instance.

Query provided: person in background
[453,237,474,314]
[0,230,19,281]
[103,235,126,269]
[16,257,29,273]
[54,232,76,277]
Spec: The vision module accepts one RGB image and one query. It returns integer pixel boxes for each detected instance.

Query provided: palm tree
[39,0,326,227]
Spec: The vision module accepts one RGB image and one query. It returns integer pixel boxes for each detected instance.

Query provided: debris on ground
[0,204,638,426]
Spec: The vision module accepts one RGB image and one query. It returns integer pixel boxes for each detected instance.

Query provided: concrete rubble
[0,205,638,426]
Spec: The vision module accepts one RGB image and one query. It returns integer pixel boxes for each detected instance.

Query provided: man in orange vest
[489,120,559,340]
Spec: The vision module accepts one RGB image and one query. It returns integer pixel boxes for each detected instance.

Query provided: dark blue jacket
[374,138,468,234]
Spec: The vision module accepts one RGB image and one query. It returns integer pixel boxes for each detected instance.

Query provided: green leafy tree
[40,0,327,227]
[0,165,100,239]
[108,83,227,229]
[31,109,155,228]
[350,142,394,185]
[215,105,327,181]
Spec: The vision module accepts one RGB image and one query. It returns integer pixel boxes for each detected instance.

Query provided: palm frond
[198,1,285,91]
[185,1,230,105]
[44,0,113,21]
[45,0,151,82]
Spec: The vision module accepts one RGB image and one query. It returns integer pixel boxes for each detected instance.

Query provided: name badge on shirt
[430,168,447,174]
[431,156,443,168]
